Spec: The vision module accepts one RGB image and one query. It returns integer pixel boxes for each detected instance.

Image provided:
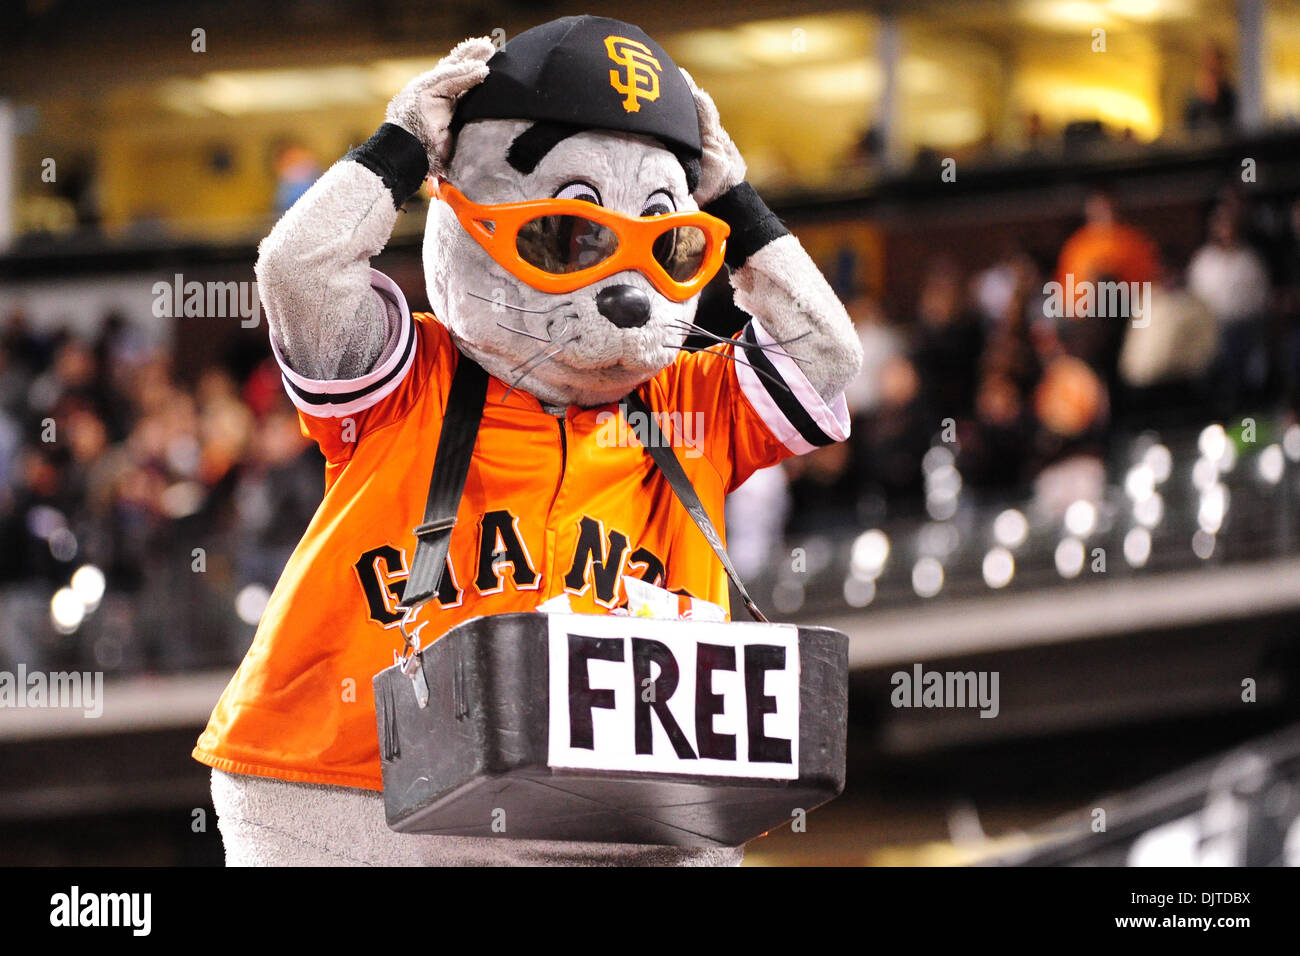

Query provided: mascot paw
[680,68,747,206]
[385,36,496,176]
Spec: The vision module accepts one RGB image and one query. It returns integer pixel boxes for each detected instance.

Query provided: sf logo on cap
[604,35,662,113]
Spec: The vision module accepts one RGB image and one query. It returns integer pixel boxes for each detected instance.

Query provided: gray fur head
[424,119,700,408]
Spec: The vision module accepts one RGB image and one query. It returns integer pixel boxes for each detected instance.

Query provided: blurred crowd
[741,184,1300,558]
[6,177,1300,669]
[0,312,323,672]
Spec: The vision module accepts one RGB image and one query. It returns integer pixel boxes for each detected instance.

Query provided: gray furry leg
[209,769,744,867]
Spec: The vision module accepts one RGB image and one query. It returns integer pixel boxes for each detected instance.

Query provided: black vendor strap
[398,355,489,610]
[397,353,767,624]
[621,390,768,624]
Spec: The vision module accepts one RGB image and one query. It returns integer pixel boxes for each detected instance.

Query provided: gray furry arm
[257,41,492,382]
[704,184,863,400]
[730,235,863,401]
[255,125,429,381]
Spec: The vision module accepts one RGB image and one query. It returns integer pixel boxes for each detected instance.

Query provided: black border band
[703,182,789,269]
[283,307,417,409]
[345,123,430,210]
[739,323,835,448]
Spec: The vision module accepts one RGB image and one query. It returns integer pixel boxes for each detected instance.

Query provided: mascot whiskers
[194,16,863,866]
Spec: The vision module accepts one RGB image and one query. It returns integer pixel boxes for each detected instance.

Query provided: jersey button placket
[541,410,569,602]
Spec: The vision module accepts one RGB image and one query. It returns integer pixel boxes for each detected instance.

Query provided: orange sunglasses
[434,178,729,302]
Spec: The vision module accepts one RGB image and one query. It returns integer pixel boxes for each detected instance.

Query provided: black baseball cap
[451,16,702,159]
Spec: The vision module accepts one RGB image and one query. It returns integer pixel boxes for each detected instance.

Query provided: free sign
[547,614,801,779]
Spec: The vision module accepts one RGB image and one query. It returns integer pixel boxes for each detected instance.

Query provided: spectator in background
[49,152,103,234]
[851,348,931,515]
[836,258,984,516]
[971,243,1051,336]
[234,401,321,588]
[961,255,1045,493]
[1055,186,1159,393]
[782,290,874,534]
[1184,41,1237,136]
[1020,111,1050,159]
[971,246,1022,333]
[1056,187,1159,295]
[91,312,144,442]
[271,140,322,217]
[0,312,42,416]
[1187,202,1271,415]
[782,442,858,535]
[1277,195,1300,420]
[0,304,333,673]
[1029,354,1110,521]
[725,465,790,581]
[846,124,884,169]
[1118,255,1218,427]
[842,289,904,417]
[195,366,254,486]
[910,258,985,421]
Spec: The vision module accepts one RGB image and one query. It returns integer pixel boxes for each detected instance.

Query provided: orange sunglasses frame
[434,178,730,302]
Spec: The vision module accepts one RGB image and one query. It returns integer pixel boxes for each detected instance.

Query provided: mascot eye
[517,213,619,274]
[554,182,602,205]
[652,225,708,282]
[516,182,615,273]
[641,190,675,218]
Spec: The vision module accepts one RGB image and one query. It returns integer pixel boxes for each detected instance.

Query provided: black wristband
[702,182,789,269]
[345,123,430,210]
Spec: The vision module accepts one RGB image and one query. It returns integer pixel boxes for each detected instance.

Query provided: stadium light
[912,557,945,598]
[1134,491,1164,528]
[1055,537,1086,578]
[1125,464,1156,501]
[1192,457,1218,492]
[50,587,85,635]
[1064,500,1097,537]
[1198,423,1228,463]
[1258,444,1284,485]
[993,508,1029,549]
[1123,527,1152,567]
[772,580,806,614]
[918,522,961,558]
[47,527,77,562]
[70,565,106,612]
[1198,484,1228,534]
[235,584,270,625]
[982,548,1015,589]
[1192,529,1216,560]
[1284,425,1300,463]
[843,576,876,608]
[1142,443,1173,483]
[850,529,890,579]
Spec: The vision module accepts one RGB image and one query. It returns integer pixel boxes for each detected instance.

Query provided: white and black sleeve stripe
[271,269,418,418]
[734,319,851,455]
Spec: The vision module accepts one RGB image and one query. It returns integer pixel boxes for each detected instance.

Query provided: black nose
[596,285,651,328]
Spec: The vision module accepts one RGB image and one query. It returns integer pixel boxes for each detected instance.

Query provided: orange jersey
[193,271,849,789]
[1056,222,1159,291]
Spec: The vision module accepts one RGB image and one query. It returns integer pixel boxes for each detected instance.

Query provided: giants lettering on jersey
[352,509,671,626]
